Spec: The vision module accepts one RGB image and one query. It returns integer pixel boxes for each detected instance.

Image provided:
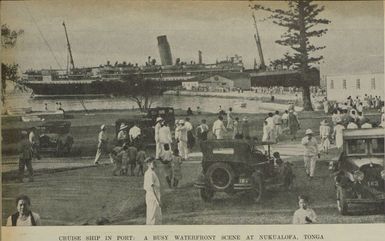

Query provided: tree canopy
[251,0,330,111]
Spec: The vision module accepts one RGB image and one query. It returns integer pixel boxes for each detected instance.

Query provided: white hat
[156,117,163,122]
[305,129,313,135]
[242,117,248,121]
[120,123,128,130]
[179,119,185,124]
[100,124,106,130]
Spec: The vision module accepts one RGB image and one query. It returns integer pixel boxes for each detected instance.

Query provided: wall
[326,72,384,101]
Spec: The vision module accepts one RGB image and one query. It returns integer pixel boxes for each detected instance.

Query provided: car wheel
[206,162,235,190]
[200,188,214,202]
[336,186,349,215]
[251,173,263,203]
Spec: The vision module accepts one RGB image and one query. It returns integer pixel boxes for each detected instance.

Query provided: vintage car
[194,140,294,202]
[115,107,175,145]
[36,121,74,156]
[329,128,385,215]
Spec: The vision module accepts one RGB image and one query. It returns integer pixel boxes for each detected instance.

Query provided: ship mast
[63,21,75,71]
[252,12,266,71]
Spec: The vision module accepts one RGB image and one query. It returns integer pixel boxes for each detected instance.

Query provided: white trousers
[178,141,188,159]
[146,193,162,225]
[155,142,162,159]
[304,155,317,177]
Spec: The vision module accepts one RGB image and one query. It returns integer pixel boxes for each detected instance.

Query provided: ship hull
[23,79,164,97]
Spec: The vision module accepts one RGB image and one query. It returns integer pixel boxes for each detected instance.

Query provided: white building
[326,72,384,101]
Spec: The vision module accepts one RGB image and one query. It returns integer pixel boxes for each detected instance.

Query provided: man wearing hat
[117,123,128,146]
[94,124,109,165]
[143,157,162,225]
[18,131,34,182]
[301,129,320,179]
[176,119,189,160]
[129,122,141,147]
[154,117,163,160]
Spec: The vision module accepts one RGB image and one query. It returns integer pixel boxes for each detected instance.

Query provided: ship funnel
[157,35,173,66]
[198,50,202,64]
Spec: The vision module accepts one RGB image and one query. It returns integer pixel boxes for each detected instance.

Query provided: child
[116,144,129,175]
[171,148,183,188]
[160,144,173,187]
[127,144,138,176]
[292,195,317,224]
[319,120,331,154]
[135,147,146,176]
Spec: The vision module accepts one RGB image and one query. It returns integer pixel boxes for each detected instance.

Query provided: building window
[371,78,376,89]
[330,79,334,89]
[356,79,360,89]
[342,79,347,89]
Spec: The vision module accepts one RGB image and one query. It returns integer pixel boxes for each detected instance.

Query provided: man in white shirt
[212,116,227,139]
[7,195,41,226]
[292,195,317,224]
[143,157,162,225]
[301,129,320,179]
[117,123,128,146]
[129,122,141,146]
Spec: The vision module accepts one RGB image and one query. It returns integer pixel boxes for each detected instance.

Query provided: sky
[1,0,384,76]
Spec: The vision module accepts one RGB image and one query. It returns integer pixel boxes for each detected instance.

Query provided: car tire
[200,188,214,202]
[336,186,349,215]
[206,162,235,191]
[251,172,264,203]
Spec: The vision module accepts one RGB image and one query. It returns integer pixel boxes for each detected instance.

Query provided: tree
[124,75,162,111]
[251,0,330,111]
[1,24,24,105]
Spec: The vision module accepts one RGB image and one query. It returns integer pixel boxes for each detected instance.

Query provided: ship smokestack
[198,50,202,64]
[157,35,173,66]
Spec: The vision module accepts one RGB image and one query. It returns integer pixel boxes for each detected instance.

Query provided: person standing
[171,148,183,188]
[94,124,109,165]
[226,107,234,130]
[127,144,138,176]
[176,120,189,160]
[273,111,282,142]
[319,120,331,154]
[281,110,289,130]
[117,123,128,146]
[323,97,329,114]
[333,120,345,149]
[185,118,195,150]
[109,144,127,176]
[240,117,250,140]
[18,131,34,182]
[154,117,163,160]
[143,157,162,225]
[136,147,147,176]
[6,195,41,226]
[380,107,385,128]
[212,116,227,139]
[292,195,317,224]
[129,122,141,147]
[262,120,274,154]
[158,121,172,159]
[288,110,300,141]
[29,127,40,160]
[232,117,241,139]
[301,129,320,179]
[196,119,209,141]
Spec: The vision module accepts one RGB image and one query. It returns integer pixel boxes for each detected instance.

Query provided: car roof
[343,128,385,140]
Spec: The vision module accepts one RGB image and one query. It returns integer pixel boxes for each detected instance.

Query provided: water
[4,92,288,114]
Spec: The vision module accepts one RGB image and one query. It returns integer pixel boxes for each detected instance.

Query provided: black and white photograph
[1,0,384,239]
